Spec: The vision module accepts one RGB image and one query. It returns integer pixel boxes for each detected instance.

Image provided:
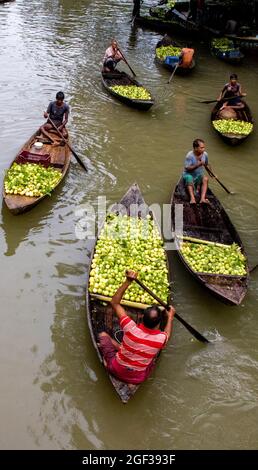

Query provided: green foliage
[89,214,169,304]
[156,45,182,59]
[213,119,253,135]
[181,242,247,276]
[211,37,238,52]
[110,85,152,100]
[4,162,62,197]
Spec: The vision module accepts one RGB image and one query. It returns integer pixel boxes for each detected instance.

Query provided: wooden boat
[135,2,200,38]
[171,178,249,305]
[101,71,154,110]
[3,127,71,215]
[211,100,254,145]
[225,34,258,51]
[155,35,195,74]
[210,38,244,64]
[86,183,171,403]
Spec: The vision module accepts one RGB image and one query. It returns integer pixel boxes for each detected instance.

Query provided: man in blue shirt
[183,138,209,204]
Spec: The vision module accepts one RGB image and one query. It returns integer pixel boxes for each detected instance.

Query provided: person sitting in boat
[41,91,69,141]
[217,74,246,114]
[183,138,209,204]
[179,47,194,68]
[102,39,125,72]
[98,270,175,385]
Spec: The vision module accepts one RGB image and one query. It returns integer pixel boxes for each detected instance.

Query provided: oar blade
[72,150,88,172]
[134,278,210,344]
[175,313,210,343]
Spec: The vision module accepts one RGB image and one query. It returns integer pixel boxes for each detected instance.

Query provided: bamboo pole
[90,293,152,310]
[176,235,232,249]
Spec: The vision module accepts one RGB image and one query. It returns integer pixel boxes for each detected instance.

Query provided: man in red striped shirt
[98,270,175,384]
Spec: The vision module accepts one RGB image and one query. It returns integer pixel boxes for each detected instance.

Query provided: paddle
[200,94,245,104]
[168,63,179,84]
[250,264,258,274]
[116,42,137,77]
[133,277,210,344]
[47,117,88,172]
[205,165,234,195]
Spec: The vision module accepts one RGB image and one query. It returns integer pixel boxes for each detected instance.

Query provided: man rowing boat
[102,39,125,73]
[183,138,209,204]
[217,73,246,117]
[41,91,69,142]
[98,270,175,385]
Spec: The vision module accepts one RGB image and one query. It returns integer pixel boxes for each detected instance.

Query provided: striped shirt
[115,314,168,372]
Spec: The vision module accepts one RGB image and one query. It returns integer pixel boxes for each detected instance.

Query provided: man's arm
[163,306,176,342]
[217,85,227,101]
[59,110,69,130]
[111,270,138,320]
[44,102,51,119]
[185,160,203,171]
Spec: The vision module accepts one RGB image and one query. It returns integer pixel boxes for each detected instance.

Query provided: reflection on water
[1,0,258,450]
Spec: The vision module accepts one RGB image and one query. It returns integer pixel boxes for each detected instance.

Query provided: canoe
[171,177,249,305]
[155,36,195,74]
[3,127,71,215]
[86,183,171,403]
[225,34,258,51]
[210,39,244,64]
[135,3,200,38]
[101,71,154,110]
[211,100,254,145]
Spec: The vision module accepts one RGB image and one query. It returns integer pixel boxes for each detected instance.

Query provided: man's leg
[200,175,209,203]
[40,123,55,143]
[98,332,119,367]
[184,174,196,204]
[61,127,68,139]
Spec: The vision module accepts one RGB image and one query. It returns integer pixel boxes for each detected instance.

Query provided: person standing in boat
[183,138,210,204]
[217,73,246,113]
[98,270,175,385]
[41,91,69,141]
[102,39,125,72]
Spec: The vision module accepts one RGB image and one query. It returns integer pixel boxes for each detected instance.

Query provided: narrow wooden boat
[155,35,195,74]
[210,38,244,64]
[3,127,71,215]
[86,183,171,403]
[225,34,258,51]
[101,71,154,110]
[211,100,254,145]
[171,178,249,305]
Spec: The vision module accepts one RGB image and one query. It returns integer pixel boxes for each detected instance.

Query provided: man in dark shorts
[98,270,175,385]
[41,91,69,141]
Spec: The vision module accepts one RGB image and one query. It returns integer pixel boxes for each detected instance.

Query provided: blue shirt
[183,150,208,178]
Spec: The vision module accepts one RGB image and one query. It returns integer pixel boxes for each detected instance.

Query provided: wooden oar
[133,278,210,344]
[116,42,137,77]
[168,63,179,84]
[249,264,258,274]
[200,94,245,104]
[205,165,234,195]
[47,117,88,172]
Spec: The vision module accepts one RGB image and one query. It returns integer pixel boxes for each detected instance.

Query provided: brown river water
[0,0,258,450]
